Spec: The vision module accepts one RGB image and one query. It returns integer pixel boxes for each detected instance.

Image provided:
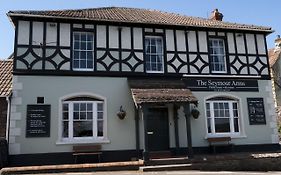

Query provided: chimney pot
[210,8,223,21]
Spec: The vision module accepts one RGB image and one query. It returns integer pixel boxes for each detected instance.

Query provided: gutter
[5,94,12,143]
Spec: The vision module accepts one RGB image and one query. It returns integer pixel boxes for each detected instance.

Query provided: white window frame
[57,93,109,145]
[145,36,164,73]
[72,32,94,71]
[209,38,227,73]
[204,94,246,138]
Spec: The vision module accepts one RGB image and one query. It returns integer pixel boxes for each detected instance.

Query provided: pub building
[6,7,279,165]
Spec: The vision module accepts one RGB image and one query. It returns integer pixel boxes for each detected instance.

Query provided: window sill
[205,134,247,139]
[56,138,110,145]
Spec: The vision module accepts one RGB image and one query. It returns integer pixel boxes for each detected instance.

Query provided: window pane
[80,112,86,119]
[74,41,80,50]
[87,34,93,41]
[73,60,79,69]
[74,103,79,111]
[97,112,103,119]
[234,118,239,132]
[73,121,93,137]
[87,112,93,119]
[73,112,79,120]
[97,103,103,111]
[207,118,211,133]
[80,103,86,111]
[63,104,68,111]
[81,34,87,41]
[80,60,86,68]
[74,34,79,41]
[80,51,86,59]
[215,118,230,133]
[87,103,92,111]
[63,112,69,120]
[87,42,92,50]
[62,121,69,138]
[97,120,103,137]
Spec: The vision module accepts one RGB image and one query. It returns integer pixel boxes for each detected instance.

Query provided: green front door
[147,107,169,151]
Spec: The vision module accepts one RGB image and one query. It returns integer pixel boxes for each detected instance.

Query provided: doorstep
[0,160,144,175]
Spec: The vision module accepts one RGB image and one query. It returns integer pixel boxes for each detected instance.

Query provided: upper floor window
[145,36,164,73]
[73,32,94,70]
[209,38,226,73]
[206,96,240,137]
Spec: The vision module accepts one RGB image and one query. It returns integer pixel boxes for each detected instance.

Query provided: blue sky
[0,0,280,59]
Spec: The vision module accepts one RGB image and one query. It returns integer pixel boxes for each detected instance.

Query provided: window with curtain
[145,36,164,73]
[206,96,240,136]
[61,97,104,141]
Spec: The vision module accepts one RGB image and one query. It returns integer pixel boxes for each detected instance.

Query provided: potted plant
[117,106,126,120]
[191,108,200,119]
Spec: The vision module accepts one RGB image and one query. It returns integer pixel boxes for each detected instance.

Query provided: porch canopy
[128,78,198,160]
[128,79,198,106]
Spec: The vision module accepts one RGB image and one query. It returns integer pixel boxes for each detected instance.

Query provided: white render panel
[144,28,153,32]
[109,26,119,48]
[188,31,197,52]
[121,27,131,49]
[85,24,94,29]
[176,30,186,51]
[256,34,266,54]
[166,30,175,51]
[218,32,225,36]
[227,33,235,54]
[46,22,57,46]
[201,55,209,74]
[246,34,256,54]
[236,33,246,54]
[17,20,30,45]
[97,25,106,48]
[32,22,44,45]
[198,31,207,52]
[73,24,82,28]
[59,23,70,47]
[178,54,188,73]
[133,28,143,49]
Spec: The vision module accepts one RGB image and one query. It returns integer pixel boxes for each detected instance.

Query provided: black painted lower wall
[8,144,280,167]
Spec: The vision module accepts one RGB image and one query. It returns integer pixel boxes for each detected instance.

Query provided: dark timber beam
[183,103,193,158]
[173,104,180,155]
[142,104,149,161]
[135,106,140,159]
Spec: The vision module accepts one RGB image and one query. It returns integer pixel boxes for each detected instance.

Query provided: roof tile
[8,7,272,32]
[0,60,13,97]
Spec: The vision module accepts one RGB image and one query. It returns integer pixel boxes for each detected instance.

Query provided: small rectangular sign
[184,78,259,92]
[247,98,266,125]
[26,105,51,138]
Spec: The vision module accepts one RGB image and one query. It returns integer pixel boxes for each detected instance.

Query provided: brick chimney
[210,9,223,21]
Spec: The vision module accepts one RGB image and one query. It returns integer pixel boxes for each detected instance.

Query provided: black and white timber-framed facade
[6,7,279,166]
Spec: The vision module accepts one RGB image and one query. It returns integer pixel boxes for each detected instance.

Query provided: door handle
[147,131,154,135]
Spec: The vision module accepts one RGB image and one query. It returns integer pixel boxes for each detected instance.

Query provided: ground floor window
[60,95,106,143]
[206,96,240,136]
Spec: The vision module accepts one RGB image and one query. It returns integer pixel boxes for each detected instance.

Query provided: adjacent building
[0,57,13,139]
[6,7,279,166]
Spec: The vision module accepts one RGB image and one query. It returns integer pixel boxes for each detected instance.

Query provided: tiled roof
[8,7,272,32]
[268,48,281,67]
[0,59,13,97]
[128,79,198,105]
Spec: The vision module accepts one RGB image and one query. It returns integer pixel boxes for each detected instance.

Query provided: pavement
[2,151,281,174]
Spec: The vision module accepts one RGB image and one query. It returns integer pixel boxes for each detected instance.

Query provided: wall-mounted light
[117,106,126,120]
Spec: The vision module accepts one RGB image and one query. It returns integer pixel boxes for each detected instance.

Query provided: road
[22,171,281,175]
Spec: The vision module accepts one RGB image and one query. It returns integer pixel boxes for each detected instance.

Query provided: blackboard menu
[247,98,266,125]
[26,105,51,137]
